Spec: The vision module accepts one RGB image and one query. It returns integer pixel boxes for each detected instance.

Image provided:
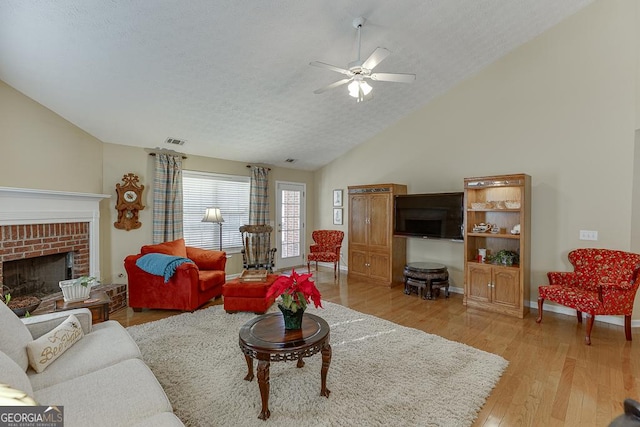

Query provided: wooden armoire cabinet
[347,183,407,287]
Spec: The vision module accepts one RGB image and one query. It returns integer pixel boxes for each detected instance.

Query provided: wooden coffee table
[55,290,110,324]
[239,312,331,420]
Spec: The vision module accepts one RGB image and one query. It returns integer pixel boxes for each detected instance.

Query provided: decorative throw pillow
[141,238,188,258]
[0,383,37,406]
[26,314,84,373]
[0,299,33,371]
[0,350,34,401]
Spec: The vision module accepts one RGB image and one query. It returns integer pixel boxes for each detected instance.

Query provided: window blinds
[182,170,250,251]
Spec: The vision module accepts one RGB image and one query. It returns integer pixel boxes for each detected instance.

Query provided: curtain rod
[149,152,188,159]
[246,165,271,171]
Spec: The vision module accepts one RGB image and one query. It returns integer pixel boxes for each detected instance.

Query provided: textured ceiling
[0,1,593,171]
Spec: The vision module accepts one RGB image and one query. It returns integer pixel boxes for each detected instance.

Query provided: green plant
[1,293,10,305]
[78,276,97,287]
[487,249,519,266]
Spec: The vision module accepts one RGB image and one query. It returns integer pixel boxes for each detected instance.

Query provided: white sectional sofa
[0,301,183,426]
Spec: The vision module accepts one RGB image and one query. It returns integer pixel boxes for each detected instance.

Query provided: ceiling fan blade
[313,78,353,94]
[309,61,353,76]
[370,72,416,83]
[362,47,390,70]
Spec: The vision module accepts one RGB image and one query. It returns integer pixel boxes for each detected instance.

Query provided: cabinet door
[492,268,520,308]
[368,252,391,282]
[368,193,391,250]
[467,264,492,303]
[349,194,368,247]
[349,249,369,277]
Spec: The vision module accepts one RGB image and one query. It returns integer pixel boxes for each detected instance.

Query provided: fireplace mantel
[0,187,110,279]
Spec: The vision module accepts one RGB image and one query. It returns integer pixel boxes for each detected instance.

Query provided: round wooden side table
[239,312,331,420]
[403,262,449,300]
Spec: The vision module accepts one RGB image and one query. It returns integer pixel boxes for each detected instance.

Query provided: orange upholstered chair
[537,248,640,345]
[124,238,226,311]
[307,230,344,279]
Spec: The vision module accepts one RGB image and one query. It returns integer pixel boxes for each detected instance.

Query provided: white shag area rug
[127,302,508,427]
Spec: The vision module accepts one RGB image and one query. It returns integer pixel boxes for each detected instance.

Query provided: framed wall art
[333,189,343,207]
[333,208,343,225]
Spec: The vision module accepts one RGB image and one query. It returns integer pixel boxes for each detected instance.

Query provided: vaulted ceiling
[0,1,593,170]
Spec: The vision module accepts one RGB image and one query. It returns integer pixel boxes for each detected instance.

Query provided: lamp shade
[202,207,224,223]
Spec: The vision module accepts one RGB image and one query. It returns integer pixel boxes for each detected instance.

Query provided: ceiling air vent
[285,159,296,163]
[165,137,186,146]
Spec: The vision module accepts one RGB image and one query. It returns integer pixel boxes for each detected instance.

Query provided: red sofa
[124,238,226,311]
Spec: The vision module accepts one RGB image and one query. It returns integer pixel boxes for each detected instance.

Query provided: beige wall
[0,81,103,193]
[101,143,315,284]
[316,0,640,318]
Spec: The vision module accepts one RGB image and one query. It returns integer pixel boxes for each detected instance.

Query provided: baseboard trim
[269,264,640,328]
[525,300,640,328]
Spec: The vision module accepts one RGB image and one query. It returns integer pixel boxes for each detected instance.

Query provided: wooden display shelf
[467,208,521,212]
[463,173,531,319]
[467,232,521,239]
[467,260,520,268]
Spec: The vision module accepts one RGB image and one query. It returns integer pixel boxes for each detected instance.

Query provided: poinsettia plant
[266,269,322,313]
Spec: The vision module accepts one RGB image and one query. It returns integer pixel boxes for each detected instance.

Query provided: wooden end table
[55,290,110,324]
[403,262,449,300]
[239,312,331,420]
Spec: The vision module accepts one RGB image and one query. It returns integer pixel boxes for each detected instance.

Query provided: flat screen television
[394,192,464,241]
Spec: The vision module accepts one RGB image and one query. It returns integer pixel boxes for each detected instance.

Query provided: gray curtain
[152,154,183,243]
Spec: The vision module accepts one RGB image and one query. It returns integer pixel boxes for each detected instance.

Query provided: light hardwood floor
[111,267,639,426]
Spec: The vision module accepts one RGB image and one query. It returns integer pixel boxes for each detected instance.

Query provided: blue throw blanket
[136,253,193,283]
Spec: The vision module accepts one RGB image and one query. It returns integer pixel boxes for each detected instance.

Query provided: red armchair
[537,248,640,345]
[124,238,226,311]
[307,230,344,279]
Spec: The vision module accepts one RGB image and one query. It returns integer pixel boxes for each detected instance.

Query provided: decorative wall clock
[114,173,145,231]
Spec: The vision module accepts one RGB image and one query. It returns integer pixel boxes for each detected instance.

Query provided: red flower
[266,269,323,311]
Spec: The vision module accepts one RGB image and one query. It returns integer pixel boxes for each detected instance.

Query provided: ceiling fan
[310,17,416,102]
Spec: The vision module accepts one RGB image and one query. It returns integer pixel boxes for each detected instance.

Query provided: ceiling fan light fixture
[348,80,372,99]
[310,16,414,99]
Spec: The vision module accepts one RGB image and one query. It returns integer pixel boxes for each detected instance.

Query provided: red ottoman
[222,274,278,314]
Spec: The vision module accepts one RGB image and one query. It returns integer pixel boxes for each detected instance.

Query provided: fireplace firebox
[3,253,74,298]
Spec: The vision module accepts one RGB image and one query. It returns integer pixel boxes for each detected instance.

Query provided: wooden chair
[307,230,344,279]
[239,225,277,272]
[536,248,640,345]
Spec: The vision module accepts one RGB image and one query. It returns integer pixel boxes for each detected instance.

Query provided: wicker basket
[59,279,92,302]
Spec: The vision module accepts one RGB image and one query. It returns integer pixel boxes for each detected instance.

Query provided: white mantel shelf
[0,186,110,201]
[0,187,111,278]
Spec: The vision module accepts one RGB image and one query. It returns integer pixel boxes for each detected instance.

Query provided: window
[182,170,250,252]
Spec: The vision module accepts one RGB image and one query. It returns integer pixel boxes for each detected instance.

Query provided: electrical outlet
[579,230,598,241]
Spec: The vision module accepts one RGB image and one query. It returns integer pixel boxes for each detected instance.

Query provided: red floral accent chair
[307,230,344,279]
[536,248,640,345]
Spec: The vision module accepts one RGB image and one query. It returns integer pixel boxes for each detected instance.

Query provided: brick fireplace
[0,187,108,298]
[0,222,90,296]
